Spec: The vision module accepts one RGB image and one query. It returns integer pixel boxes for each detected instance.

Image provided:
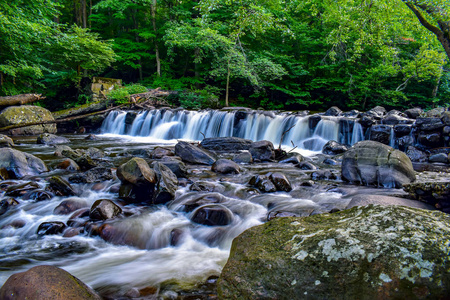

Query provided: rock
[69,167,113,183]
[0,198,19,216]
[4,181,39,197]
[0,105,56,135]
[67,208,90,227]
[416,117,444,131]
[368,105,387,117]
[417,132,442,148]
[0,265,100,300]
[200,137,252,152]
[56,159,80,171]
[404,107,423,119]
[382,111,410,125]
[47,176,77,196]
[218,205,450,299]
[54,145,73,156]
[429,153,448,163]
[249,175,277,193]
[61,148,100,171]
[442,111,450,125]
[267,211,302,221]
[174,141,216,165]
[403,182,450,210]
[191,204,233,226]
[0,134,14,148]
[369,125,392,145]
[22,189,53,201]
[232,151,253,164]
[426,107,445,118]
[406,146,428,162]
[36,133,70,145]
[309,115,322,129]
[346,194,435,210]
[324,106,342,116]
[150,147,174,159]
[311,170,337,181]
[89,199,122,221]
[190,182,225,193]
[85,134,98,140]
[37,221,66,235]
[322,158,338,165]
[83,147,105,159]
[278,153,303,164]
[151,162,178,205]
[322,140,348,155]
[160,157,188,178]
[393,124,412,136]
[342,141,415,188]
[396,135,415,151]
[269,172,292,192]
[63,228,82,237]
[211,159,240,174]
[297,161,317,170]
[249,140,275,161]
[54,198,89,215]
[0,148,48,179]
[117,157,156,186]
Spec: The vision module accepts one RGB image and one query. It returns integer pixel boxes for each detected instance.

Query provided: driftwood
[0,104,127,133]
[0,94,45,107]
[130,88,175,109]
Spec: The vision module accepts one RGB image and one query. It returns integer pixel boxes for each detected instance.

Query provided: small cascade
[101,109,364,151]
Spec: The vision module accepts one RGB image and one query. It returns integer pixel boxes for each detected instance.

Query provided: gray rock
[191,204,233,226]
[37,133,70,145]
[342,141,415,188]
[175,141,216,165]
[346,194,434,210]
[429,153,448,163]
[233,151,253,164]
[0,134,14,148]
[404,107,422,119]
[406,146,428,162]
[322,140,348,155]
[90,199,122,221]
[249,175,277,193]
[117,157,156,186]
[369,125,392,145]
[200,137,252,152]
[249,140,275,161]
[150,147,174,159]
[212,159,240,174]
[160,157,188,178]
[269,172,292,192]
[218,205,450,299]
[324,106,342,116]
[151,161,178,205]
[0,148,48,179]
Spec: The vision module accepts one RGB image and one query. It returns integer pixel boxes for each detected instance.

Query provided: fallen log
[0,104,127,133]
[0,94,44,107]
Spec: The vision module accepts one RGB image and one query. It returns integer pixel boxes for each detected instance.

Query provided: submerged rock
[37,221,66,235]
[218,205,450,299]
[0,265,100,300]
[342,140,415,188]
[191,204,233,226]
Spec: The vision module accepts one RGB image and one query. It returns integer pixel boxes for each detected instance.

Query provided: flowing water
[0,109,422,298]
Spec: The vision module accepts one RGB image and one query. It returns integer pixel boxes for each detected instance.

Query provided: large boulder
[0,265,100,300]
[0,105,56,135]
[150,161,178,205]
[218,205,450,299]
[200,137,252,152]
[249,140,275,161]
[117,157,156,187]
[342,141,415,188]
[0,148,48,179]
[175,141,216,165]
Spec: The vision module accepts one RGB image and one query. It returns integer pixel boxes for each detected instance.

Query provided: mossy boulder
[0,265,100,299]
[218,205,450,299]
[0,105,56,135]
[342,140,415,188]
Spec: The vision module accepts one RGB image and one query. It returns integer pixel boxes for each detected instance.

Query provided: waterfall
[101,109,363,151]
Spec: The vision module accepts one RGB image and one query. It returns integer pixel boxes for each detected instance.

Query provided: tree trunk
[132,9,143,81]
[0,94,44,107]
[195,48,200,89]
[225,63,230,107]
[81,0,87,28]
[89,0,92,28]
[152,0,161,77]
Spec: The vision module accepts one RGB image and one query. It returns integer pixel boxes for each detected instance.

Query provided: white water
[101,109,364,151]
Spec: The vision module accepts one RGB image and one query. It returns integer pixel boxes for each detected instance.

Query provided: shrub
[108,84,148,104]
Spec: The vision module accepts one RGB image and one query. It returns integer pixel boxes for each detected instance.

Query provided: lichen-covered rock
[0,265,100,300]
[0,105,56,135]
[0,134,14,148]
[218,205,450,299]
[0,148,48,179]
[342,141,415,188]
[403,181,450,212]
[117,157,156,186]
[47,176,77,196]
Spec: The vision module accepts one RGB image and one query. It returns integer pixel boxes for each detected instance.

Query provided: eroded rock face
[218,205,450,299]
[0,265,100,300]
[342,141,415,188]
[0,148,48,179]
[0,105,56,135]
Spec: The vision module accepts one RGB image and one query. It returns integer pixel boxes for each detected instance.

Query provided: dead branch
[0,94,45,107]
[278,124,296,150]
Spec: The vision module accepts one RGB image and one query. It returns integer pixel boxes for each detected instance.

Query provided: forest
[1,0,449,112]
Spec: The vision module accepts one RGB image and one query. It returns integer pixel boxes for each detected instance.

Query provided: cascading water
[101,109,364,150]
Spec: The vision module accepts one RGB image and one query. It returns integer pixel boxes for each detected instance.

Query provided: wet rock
[346,194,434,210]
[85,134,98,140]
[63,227,83,237]
[47,176,77,196]
[178,193,227,212]
[403,182,450,210]
[151,162,178,205]
[396,135,415,151]
[442,111,450,125]
[0,105,56,135]
[190,182,225,193]
[415,117,444,131]
[212,159,240,174]
[5,181,40,197]
[0,265,101,300]
[322,140,348,155]
[404,107,422,119]
[311,170,337,181]
[22,189,54,201]
[429,153,448,163]
[233,151,253,164]
[175,141,216,165]
[69,167,113,183]
[342,140,415,188]
[324,106,342,116]
[90,199,122,221]
[393,124,412,136]
[67,208,90,227]
[323,158,338,165]
[118,183,154,204]
[0,198,19,216]
[417,132,442,148]
[218,205,450,299]
[84,147,105,159]
[406,146,428,162]
[200,137,252,152]
[308,115,322,129]
[54,198,89,215]
[61,148,99,171]
[278,153,304,164]
[426,107,445,118]
[269,172,292,192]
[191,204,233,226]
[369,125,392,145]
[4,219,26,229]
[249,140,275,161]
[249,175,277,193]
[297,161,317,170]
[300,180,315,187]
[0,134,14,148]
[36,133,70,145]
[150,147,174,159]
[368,105,387,118]
[267,211,302,221]
[37,221,66,235]
[160,157,187,178]
[0,148,48,179]
[117,157,156,186]
[56,158,80,171]
[54,145,73,156]
[382,110,410,125]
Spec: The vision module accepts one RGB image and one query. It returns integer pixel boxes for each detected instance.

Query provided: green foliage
[107,83,148,104]
[172,89,220,110]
